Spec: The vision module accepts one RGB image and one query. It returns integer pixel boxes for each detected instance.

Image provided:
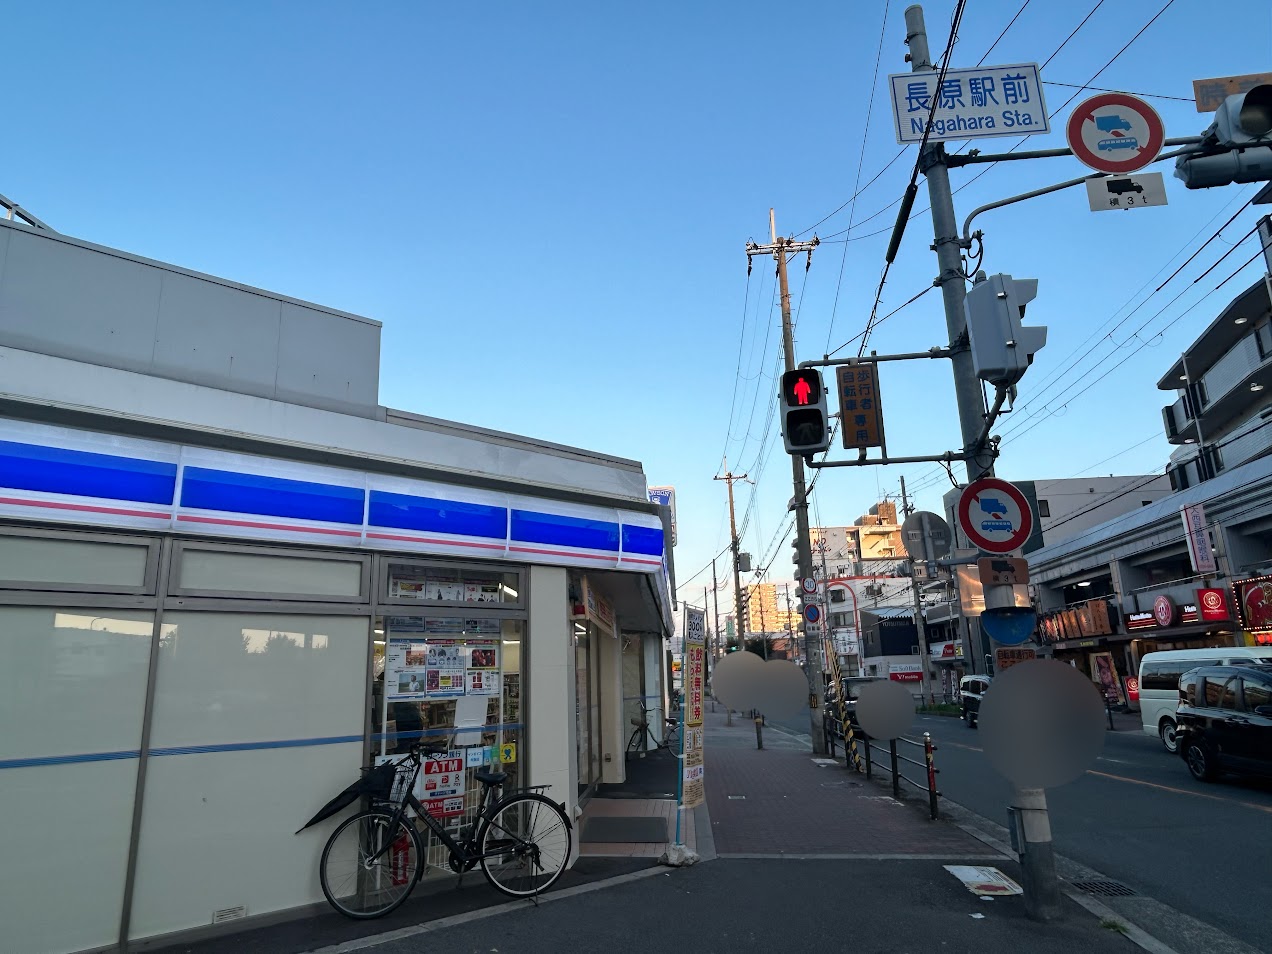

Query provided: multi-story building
[811,499,906,578]
[1023,274,1272,711]
[743,581,800,640]
[1160,277,1272,488]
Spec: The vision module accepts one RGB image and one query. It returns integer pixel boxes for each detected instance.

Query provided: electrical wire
[975,0,1030,67]
[1042,81,1193,102]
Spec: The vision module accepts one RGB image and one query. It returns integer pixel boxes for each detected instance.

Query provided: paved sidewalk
[703,705,993,857]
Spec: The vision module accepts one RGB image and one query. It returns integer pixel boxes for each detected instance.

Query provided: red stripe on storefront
[365,532,506,550]
[177,515,361,537]
[508,546,615,562]
[0,496,170,520]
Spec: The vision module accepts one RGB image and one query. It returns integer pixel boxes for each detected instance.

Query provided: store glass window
[384,561,521,607]
[176,546,365,598]
[0,533,150,590]
[371,615,523,876]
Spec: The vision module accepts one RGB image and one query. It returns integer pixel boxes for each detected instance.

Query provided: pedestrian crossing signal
[780,369,830,455]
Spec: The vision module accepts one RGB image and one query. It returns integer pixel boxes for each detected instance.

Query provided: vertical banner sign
[681,608,707,810]
[837,365,886,451]
[648,486,677,546]
[1181,504,1216,575]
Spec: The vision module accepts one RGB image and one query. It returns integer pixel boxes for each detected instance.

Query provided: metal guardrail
[826,715,941,820]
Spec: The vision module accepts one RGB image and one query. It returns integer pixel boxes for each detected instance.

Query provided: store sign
[648,486,677,546]
[682,608,707,809]
[1126,676,1140,703]
[1152,595,1178,628]
[1180,603,1200,625]
[1198,587,1230,621]
[1181,504,1216,574]
[889,662,924,683]
[1037,598,1114,644]
[572,577,616,630]
[995,647,1036,672]
[930,640,964,660]
[1233,576,1272,635]
[1126,611,1158,632]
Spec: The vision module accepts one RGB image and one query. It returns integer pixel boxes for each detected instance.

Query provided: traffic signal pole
[750,209,827,753]
[904,5,994,484]
[906,4,1060,920]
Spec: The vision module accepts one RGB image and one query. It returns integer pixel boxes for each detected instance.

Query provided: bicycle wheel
[477,793,572,898]
[320,808,423,919]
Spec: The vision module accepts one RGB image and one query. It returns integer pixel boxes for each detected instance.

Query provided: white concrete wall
[1034,476,1172,546]
[598,623,626,783]
[528,566,576,812]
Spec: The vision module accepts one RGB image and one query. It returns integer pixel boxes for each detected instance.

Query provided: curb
[943,797,1183,954]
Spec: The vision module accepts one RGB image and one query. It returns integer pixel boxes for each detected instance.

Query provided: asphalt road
[915,712,1272,951]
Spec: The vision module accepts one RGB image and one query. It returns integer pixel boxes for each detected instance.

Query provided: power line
[824,0,893,354]
[975,0,1031,67]
[1042,81,1193,102]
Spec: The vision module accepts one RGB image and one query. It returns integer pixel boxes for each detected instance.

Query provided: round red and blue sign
[957,477,1034,555]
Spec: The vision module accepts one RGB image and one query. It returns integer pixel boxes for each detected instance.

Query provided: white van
[1139,647,1272,752]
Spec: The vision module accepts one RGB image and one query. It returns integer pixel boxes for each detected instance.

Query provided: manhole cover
[1071,880,1137,897]
[727,794,746,800]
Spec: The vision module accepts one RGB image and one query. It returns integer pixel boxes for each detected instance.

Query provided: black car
[959,674,991,728]
[823,676,884,740]
[1176,664,1272,782]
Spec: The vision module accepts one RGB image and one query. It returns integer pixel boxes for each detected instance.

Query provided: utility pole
[714,464,749,655]
[900,476,935,706]
[907,7,1053,916]
[747,209,827,753]
[711,559,722,660]
[905,6,994,484]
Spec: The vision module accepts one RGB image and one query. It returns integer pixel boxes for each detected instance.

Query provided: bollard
[1105,696,1115,730]
[889,740,901,800]
[863,734,872,779]
[924,732,938,820]
[754,715,763,750]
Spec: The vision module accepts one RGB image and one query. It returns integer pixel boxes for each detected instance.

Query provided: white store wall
[527,566,576,815]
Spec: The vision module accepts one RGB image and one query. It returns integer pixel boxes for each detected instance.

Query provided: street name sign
[1085,172,1168,212]
[889,63,1048,145]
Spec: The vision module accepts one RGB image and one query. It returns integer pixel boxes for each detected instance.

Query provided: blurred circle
[710,651,767,711]
[854,680,915,740]
[979,659,1105,789]
[756,660,809,719]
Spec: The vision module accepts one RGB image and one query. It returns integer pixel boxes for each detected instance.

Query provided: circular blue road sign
[804,603,822,624]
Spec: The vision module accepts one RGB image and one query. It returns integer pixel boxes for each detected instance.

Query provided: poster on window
[422,641,466,698]
[386,637,430,701]
[427,574,464,601]
[465,669,499,696]
[464,581,504,603]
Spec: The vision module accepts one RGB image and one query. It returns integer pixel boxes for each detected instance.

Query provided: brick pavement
[703,705,994,857]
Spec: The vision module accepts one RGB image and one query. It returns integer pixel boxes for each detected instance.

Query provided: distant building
[743,581,799,638]
[811,499,906,578]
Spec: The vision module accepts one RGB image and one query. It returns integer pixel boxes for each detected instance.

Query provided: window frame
[0,525,161,596]
[167,539,372,603]
[375,556,526,612]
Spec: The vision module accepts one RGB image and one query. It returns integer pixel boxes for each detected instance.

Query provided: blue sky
[4,1,1270,609]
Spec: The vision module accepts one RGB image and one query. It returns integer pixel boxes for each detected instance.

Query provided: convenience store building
[0,217,674,953]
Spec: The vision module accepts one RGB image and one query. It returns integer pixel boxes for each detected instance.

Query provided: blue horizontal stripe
[622,524,664,557]
[0,441,175,505]
[368,490,506,539]
[181,467,364,526]
[510,510,618,552]
[148,735,363,757]
[373,723,524,742]
[0,749,141,770]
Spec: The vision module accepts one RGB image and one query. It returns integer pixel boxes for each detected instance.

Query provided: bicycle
[299,742,573,919]
[625,703,682,757]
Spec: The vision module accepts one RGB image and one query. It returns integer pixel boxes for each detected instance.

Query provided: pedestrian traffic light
[963,272,1047,388]
[1175,84,1272,188]
[780,369,830,455]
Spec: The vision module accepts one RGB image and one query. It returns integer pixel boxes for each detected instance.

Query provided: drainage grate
[727,794,746,800]
[1071,880,1137,898]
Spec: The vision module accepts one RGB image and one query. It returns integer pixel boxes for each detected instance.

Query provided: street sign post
[978,557,1029,587]
[836,365,886,451]
[1066,93,1165,175]
[1084,172,1168,212]
[803,603,822,625]
[801,577,817,595]
[956,477,1034,555]
[889,63,1049,145]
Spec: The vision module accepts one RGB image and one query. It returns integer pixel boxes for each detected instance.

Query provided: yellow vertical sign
[681,608,706,809]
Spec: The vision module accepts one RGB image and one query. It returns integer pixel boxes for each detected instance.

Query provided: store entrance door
[575,622,603,798]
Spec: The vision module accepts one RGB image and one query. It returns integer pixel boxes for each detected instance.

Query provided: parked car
[959,674,991,728]
[823,675,884,739]
[1138,647,1272,753]
[1175,663,1272,782]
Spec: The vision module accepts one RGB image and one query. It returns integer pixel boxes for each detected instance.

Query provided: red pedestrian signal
[783,371,821,408]
[779,369,830,456]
